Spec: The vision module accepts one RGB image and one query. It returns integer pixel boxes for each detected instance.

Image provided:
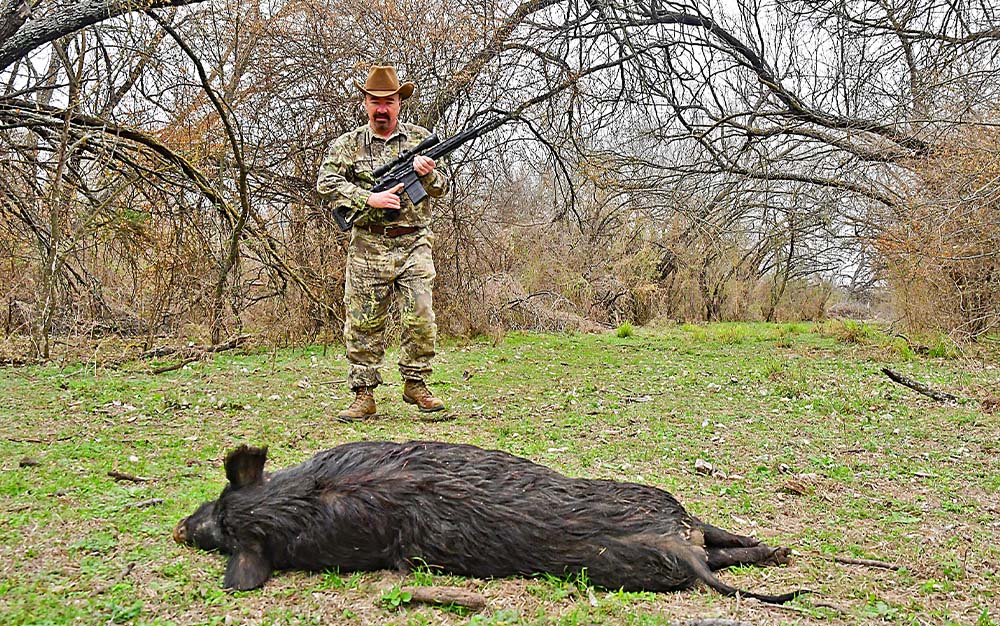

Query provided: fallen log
[141,334,251,359]
[152,356,199,375]
[143,334,252,374]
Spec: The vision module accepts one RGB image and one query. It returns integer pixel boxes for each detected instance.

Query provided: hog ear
[223,548,272,591]
[224,445,268,490]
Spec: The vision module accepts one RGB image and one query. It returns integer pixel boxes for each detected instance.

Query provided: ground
[1,322,998,625]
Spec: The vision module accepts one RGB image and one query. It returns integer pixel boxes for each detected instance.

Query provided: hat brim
[355,80,414,100]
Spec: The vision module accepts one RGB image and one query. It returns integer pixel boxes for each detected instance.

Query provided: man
[317,65,448,421]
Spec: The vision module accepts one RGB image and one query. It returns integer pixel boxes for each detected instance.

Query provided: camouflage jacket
[317,122,449,228]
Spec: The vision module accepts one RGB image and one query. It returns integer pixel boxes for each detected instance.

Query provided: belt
[356,224,421,238]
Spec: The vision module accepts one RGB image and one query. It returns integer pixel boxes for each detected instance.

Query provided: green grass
[1,322,998,625]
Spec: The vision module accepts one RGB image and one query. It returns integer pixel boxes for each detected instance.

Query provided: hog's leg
[223,548,273,591]
[573,534,699,592]
[614,534,802,603]
[705,544,792,571]
[698,521,762,548]
[566,533,802,604]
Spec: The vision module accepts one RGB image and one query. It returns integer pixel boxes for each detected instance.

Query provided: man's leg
[397,238,444,411]
[340,233,393,419]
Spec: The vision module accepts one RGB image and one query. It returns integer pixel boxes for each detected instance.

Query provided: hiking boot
[337,386,376,422]
[402,380,445,412]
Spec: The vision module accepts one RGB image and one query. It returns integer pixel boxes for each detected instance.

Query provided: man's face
[365,94,401,136]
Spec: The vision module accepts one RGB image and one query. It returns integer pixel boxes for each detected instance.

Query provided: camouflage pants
[343,228,437,389]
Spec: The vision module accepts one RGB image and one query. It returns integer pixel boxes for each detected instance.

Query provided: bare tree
[3,0,998,352]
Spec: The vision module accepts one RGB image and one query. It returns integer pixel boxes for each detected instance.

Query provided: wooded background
[2,0,998,356]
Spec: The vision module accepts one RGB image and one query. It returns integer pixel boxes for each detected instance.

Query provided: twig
[7,434,74,443]
[399,586,486,612]
[108,470,151,483]
[95,562,136,595]
[814,552,900,570]
[881,368,960,403]
[679,620,753,626]
[124,497,163,509]
[505,290,568,309]
[809,600,850,614]
[762,602,811,614]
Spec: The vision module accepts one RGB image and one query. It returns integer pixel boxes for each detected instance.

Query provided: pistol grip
[332,206,353,231]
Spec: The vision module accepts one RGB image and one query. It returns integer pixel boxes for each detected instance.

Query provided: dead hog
[175,440,804,603]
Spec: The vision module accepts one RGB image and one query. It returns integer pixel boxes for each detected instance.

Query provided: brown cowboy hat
[354,65,415,100]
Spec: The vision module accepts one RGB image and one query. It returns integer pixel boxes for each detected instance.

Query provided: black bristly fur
[175,440,806,602]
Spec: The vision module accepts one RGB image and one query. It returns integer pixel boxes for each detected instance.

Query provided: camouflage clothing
[317,122,448,228]
[318,123,449,389]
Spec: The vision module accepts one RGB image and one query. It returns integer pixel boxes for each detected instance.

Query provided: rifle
[332,115,511,231]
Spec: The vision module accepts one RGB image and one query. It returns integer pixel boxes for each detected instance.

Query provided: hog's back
[245,440,696,579]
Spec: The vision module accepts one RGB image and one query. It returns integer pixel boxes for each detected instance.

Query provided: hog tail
[674,540,808,604]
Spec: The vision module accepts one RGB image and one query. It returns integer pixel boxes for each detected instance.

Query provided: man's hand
[414,155,436,177]
[366,183,405,209]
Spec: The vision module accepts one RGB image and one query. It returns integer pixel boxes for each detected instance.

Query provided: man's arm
[408,125,449,199]
[413,155,448,198]
[416,155,449,199]
[316,133,372,218]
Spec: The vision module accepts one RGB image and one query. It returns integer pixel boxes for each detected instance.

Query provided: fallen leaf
[781,473,820,496]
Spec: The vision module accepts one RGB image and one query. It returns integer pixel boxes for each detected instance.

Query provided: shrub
[875,122,1000,340]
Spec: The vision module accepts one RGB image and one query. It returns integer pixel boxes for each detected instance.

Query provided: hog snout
[173,517,190,544]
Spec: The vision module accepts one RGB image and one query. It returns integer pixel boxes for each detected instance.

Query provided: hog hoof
[764,546,793,566]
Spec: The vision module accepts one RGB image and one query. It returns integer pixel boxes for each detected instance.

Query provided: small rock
[694,459,714,475]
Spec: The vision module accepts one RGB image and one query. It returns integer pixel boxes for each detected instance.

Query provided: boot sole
[402,396,446,412]
[336,412,378,423]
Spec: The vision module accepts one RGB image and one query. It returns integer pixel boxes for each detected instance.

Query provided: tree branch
[420,0,564,128]
[637,6,933,155]
[882,367,961,403]
[0,98,335,318]
[0,0,208,70]
[0,0,31,44]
